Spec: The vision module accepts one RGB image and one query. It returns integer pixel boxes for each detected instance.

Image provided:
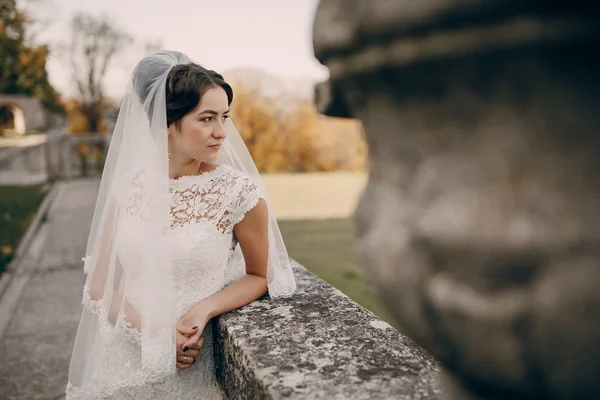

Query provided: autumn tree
[280,102,321,172]
[281,102,367,172]
[0,1,24,94]
[66,99,107,134]
[0,0,63,114]
[228,79,367,173]
[229,82,288,172]
[66,13,132,133]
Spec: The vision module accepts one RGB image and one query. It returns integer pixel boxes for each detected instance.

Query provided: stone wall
[0,95,46,134]
[0,133,109,185]
[214,262,441,399]
[0,136,55,185]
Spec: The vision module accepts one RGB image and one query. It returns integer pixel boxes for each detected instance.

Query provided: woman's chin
[201,153,219,163]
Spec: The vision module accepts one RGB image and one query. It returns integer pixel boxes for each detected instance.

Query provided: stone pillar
[313,1,600,399]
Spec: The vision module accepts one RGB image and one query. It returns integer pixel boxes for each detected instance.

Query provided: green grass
[0,185,49,274]
[278,218,394,324]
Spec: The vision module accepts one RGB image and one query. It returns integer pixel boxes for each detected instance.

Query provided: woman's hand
[178,305,211,361]
[175,324,202,370]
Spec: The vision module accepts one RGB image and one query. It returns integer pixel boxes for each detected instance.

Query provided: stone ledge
[213,262,441,399]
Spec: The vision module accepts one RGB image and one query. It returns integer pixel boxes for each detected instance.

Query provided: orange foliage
[280,103,321,172]
[230,82,367,173]
[66,99,107,135]
[229,84,288,172]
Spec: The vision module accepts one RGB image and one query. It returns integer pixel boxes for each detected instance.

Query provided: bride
[65,51,296,399]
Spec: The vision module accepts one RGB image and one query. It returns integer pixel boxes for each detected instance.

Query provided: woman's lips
[208,144,221,150]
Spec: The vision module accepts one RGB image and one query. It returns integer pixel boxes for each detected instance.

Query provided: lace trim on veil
[81,284,142,344]
[67,283,176,399]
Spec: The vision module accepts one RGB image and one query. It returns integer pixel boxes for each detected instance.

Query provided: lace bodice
[116,163,263,321]
[67,164,263,400]
[168,164,262,318]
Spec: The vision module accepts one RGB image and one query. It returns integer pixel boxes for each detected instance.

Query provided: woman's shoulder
[220,165,255,185]
[219,165,262,199]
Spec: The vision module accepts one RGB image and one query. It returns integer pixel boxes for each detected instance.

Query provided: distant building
[0,95,47,136]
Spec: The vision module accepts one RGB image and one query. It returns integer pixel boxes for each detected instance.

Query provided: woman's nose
[214,121,228,139]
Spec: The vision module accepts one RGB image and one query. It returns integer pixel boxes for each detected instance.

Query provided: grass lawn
[0,184,49,274]
[278,218,394,324]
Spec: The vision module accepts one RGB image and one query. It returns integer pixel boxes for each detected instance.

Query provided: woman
[65,51,296,399]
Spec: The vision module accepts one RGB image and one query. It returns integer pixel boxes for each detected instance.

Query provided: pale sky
[40,0,329,99]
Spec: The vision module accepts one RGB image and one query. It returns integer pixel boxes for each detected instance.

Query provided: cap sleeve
[230,172,264,227]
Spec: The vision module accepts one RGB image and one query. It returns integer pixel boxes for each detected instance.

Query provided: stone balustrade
[215,263,441,399]
[0,133,109,185]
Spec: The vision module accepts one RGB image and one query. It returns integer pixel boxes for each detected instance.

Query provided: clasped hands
[175,305,210,370]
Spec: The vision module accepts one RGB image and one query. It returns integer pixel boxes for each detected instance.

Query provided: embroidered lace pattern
[67,164,262,399]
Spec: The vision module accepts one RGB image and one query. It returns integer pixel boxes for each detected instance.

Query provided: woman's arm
[179,198,270,333]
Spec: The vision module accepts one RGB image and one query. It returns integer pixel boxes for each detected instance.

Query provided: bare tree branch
[67,12,132,132]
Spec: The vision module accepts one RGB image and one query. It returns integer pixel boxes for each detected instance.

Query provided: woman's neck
[168,157,202,180]
[169,158,218,180]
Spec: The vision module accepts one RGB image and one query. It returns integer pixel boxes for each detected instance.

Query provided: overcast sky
[39,0,329,99]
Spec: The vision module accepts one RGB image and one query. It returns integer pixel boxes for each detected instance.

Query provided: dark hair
[165,64,233,129]
[133,58,233,128]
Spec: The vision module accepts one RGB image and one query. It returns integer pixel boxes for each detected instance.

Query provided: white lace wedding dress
[66,164,262,399]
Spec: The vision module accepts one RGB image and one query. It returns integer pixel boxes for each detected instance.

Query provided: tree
[66,13,132,133]
[0,1,25,94]
[0,0,63,114]
[229,82,289,172]
[280,102,321,172]
[280,102,367,172]
[18,44,64,113]
[229,80,368,173]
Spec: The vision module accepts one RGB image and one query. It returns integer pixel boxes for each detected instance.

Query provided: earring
[168,152,172,162]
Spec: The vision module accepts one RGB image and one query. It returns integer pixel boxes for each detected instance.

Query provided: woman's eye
[222,115,230,121]
[201,117,212,122]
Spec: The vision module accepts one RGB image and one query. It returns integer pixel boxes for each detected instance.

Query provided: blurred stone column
[313,1,600,399]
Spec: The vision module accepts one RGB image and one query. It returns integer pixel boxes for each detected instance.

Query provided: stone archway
[0,104,26,136]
